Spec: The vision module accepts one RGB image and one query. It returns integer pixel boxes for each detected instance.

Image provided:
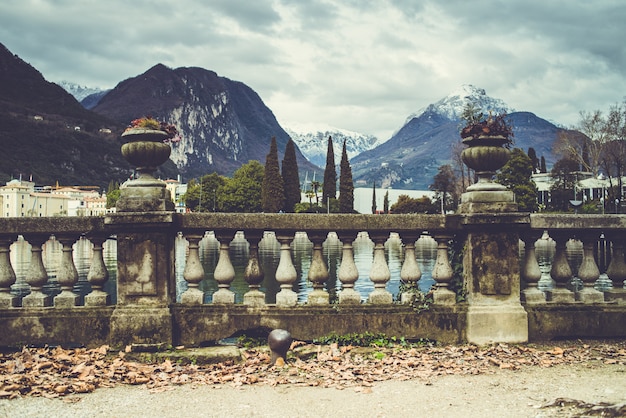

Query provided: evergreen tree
[322,136,336,205]
[528,147,539,173]
[281,139,300,212]
[383,191,389,214]
[540,156,547,173]
[106,180,120,209]
[338,139,354,213]
[261,137,285,212]
[371,182,377,214]
[495,148,538,212]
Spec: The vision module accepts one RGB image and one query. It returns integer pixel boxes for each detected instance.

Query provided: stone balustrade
[0,211,625,348]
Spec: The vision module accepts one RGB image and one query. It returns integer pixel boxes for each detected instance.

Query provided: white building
[0,180,111,217]
[164,178,188,213]
[0,180,70,217]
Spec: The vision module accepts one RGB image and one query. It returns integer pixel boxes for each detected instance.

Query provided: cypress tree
[261,137,284,212]
[371,181,377,214]
[322,136,336,206]
[540,156,547,173]
[281,139,300,212]
[383,191,389,214]
[339,139,354,213]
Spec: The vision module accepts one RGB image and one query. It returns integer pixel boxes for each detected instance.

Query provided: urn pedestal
[459,135,527,345]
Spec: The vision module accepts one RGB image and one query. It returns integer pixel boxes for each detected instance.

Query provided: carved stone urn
[461,135,510,192]
[117,128,174,212]
[458,135,517,213]
[121,128,171,186]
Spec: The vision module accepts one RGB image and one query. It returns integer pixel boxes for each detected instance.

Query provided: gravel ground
[2,361,625,418]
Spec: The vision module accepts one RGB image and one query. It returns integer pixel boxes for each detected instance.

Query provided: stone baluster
[605,234,626,302]
[398,232,422,304]
[243,231,265,306]
[337,232,360,304]
[575,232,604,303]
[54,234,80,307]
[275,232,298,307]
[368,232,392,304]
[85,235,110,306]
[212,231,236,304]
[307,232,330,305]
[431,233,456,305]
[22,234,52,307]
[546,232,575,303]
[0,237,18,308]
[180,233,205,304]
[520,231,545,304]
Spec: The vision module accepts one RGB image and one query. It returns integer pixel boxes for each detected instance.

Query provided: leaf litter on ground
[0,340,624,401]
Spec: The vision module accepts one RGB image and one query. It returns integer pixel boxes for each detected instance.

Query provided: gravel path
[2,362,625,418]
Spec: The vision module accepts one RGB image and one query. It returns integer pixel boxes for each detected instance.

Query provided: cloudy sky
[1,0,625,140]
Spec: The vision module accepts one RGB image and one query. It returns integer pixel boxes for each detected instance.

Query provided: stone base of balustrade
[276,289,298,307]
[433,288,456,305]
[466,303,528,345]
[243,290,266,307]
[521,287,546,305]
[545,287,575,303]
[368,289,393,304]
[575,287,605,303]
[181,288,205,305]
[212,289,235,304]
[308,289,329,305]
[0,294,18,309]
[22,292,52,308]
[54,291,79,308]
[338,289,361,304]
[84,290,111,307]
[110,306,173,346]
[605,288,626,303]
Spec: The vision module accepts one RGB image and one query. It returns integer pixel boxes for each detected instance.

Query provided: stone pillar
[398,232,422,304]
[106,136,177,346]
[545,232,575,303]
[431,233,456,305]
[243,231,265,307]
[459,159,528,344]
[85,235,110,306]
[213,231,236,304]
[54,234,80,308]
[337,232,360,304]
[307,232,330,305]
[520,231,545,304]
[605,234,626,302]
[275,232,298,307]
[575,233,604,303]
[22,234,52,308]
[180,233,205,304]
[0,237,18,308]
[368,232,392,304]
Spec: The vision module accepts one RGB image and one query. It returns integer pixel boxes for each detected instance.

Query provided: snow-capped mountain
[284,122,382,167]
[351,85,561,190]
[56,81,106,102]
[406,84,514,124]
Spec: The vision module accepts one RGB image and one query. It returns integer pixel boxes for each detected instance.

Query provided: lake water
[9,231,610,304]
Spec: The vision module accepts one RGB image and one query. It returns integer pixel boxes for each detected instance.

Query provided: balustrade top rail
[1,213,625,239]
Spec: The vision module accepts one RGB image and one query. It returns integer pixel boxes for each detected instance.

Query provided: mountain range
[2,40,563,192]
[350,85,562,189]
